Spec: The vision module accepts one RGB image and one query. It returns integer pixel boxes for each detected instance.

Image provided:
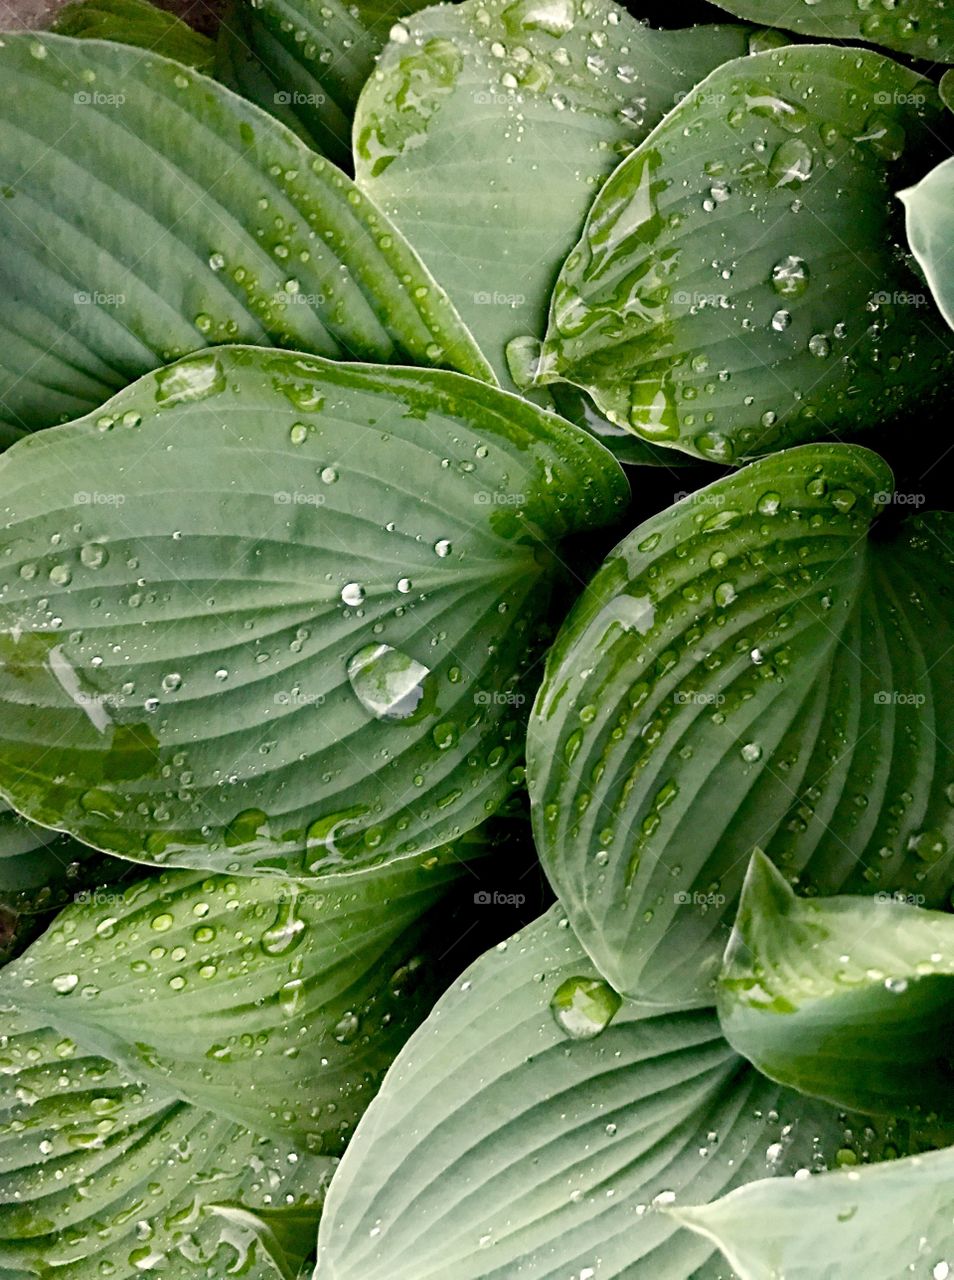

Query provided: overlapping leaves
[528,443,954,1005]
[0,345,626,872]
[531,45,953,460]
[354,0,756,385]
[0,33,489,434]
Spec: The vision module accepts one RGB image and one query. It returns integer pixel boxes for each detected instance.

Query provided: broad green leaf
[708,0,954,61]
[216,0,428,167]
[52,0,216,70]
[0,853,466,1147]
[900,156,954,333]
[942,68,954,112]
[718,850,954,1123]
[673,1145,954,1280]
[353,0,755,386]
[314,906,934,1280]
[532,45,954,461]
[0,34,490,436]
[0,345,627,873]
[527,443,954,1007]
[0,803,112,965]
[0,1008,334,1279]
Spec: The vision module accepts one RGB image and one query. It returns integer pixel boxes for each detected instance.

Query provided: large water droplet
[550,975,622,1040]
[347,644,430,721]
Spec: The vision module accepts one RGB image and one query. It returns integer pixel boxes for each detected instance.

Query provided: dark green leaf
[0,804,116,966]
[216,0,428,166]
[718,850,954,1122]
[533,45,953,460]
[527,443,954,1006]
[52,0,216,70]
[353,0,755,386]
[0,345,627,873]
[314,906,936,1280]
[0,852,466,1147]
[0,34,490,435]
[707,0,954,62]
[0,1009,333,1278]
[674,1145,954,1280]
[900,156,954,332]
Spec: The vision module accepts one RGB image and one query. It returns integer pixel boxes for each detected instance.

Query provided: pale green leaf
[0,345,627,873]
[0,34,490,435]
[314,906,935,1280]
[354,0,755,386]
[718,850,954,1122]
[527,443,954,1006]
[900,156,954,333]
[534,45,953,460]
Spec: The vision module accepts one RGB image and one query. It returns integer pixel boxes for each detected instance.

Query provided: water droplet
[341,582,365,607]
[347,644,430,721]
[52,973,78,994]
[549,975,622,1040]
[741,742,762,763]
[261,894,305,956]
[771,256,810,298]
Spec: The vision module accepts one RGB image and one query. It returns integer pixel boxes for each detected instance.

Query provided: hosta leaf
[533,45,954,461]
[0,803,113,965]
[708,0,954,62]
[0,1009,334,1279]
[718,850,954,1123]
[0,345,627,873]
[0,853,466,1148]
[674,1146,954,1280]
[527,443,954,1007]
[216,0,429,166]
[0,34,490,435]
[942,68,954,113]
[52,0,216,70]
[900,156,954,333]
[353,0,755,385]
[313,906,933,1280]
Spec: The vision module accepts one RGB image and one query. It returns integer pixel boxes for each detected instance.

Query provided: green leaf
[718,850,954,1123]
[0,34,491,436]
[216,0,428,166]
[0,852,466,1147]
[533,45,954,461]
[941,68,954,113]
[0,803,111,965]
[900,156,954,333]
[527,442,954,1007]
[353,0,755,386]
[0,345,627,873]
[673,1145,954,1280]
[707,0,954,62]
[0,1008,334,1278]
[52,0,216,70]
[314,906,935,1280]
